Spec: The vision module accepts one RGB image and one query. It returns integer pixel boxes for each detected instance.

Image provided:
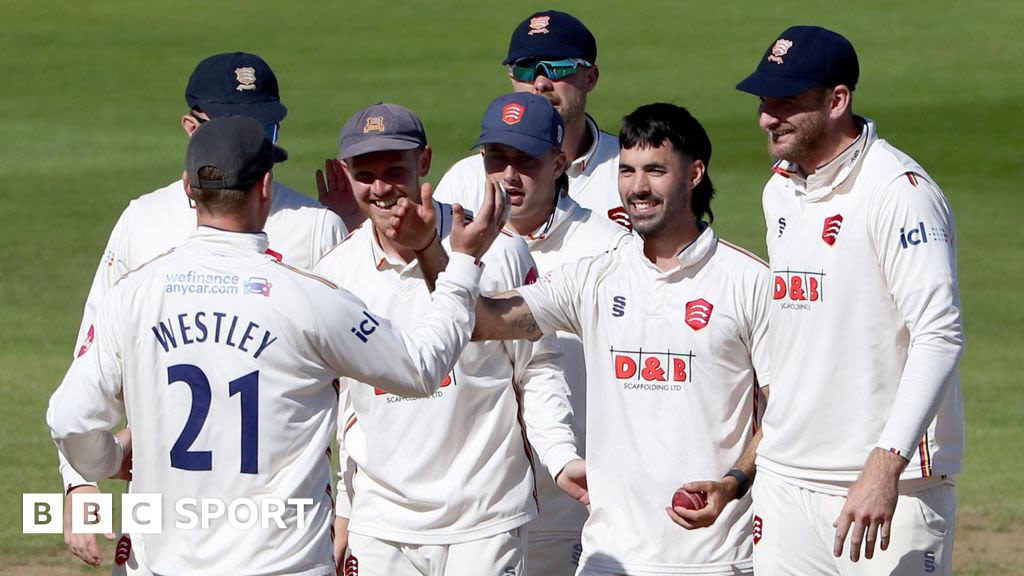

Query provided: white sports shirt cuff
[515,286,556,336]
[59,455,98,493]
[542,443,582,482]
[443,252,485,288]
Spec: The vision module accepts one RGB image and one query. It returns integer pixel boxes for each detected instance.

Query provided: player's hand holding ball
[666,478,737,530]
[671,489,707,511]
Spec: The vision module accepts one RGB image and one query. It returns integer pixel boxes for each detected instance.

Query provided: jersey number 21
[167,364,259,474]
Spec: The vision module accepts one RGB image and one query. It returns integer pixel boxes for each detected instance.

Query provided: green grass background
[2,0,1021,572]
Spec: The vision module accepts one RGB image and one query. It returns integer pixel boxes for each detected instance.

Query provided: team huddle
[46,10,964,576]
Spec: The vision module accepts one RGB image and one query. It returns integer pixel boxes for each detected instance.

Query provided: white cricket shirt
[434,115,628,229]
[61,179,346,489]
[518,225,771,574]
[757,118,964,492]
[315,202,579,545]
[48,227,483,576]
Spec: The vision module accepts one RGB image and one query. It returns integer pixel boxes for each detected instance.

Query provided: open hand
[833,448,906,562]
[316,158,364,230]
[450,177,507,260]
[64,486,114,566]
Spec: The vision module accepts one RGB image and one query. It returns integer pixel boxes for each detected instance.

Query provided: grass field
[2,1,1022,573]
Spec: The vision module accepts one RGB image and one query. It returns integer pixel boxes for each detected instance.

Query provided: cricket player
[311,11,621,234]
[48,115,506,576]
[59,51,347,568]
[436,91,629,573]
[389,103,770,575]
[735,25,964,575]
[314,103,583,576]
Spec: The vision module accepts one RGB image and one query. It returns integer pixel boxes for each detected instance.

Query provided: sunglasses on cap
[509,58,591,83]
[192,112,280,144]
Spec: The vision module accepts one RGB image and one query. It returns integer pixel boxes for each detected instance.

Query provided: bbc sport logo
[22,493,315,534]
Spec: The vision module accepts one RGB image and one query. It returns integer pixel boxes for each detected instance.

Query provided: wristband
[413,231,439,254]
[724,469,750,500]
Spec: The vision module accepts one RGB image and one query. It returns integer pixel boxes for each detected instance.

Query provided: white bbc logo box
[23,493,161,534]
[23,493,313,533]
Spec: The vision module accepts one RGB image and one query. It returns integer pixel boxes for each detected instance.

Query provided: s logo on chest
[611,295,627,317]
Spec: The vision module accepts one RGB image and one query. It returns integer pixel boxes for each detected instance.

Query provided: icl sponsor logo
[900,221,928,249]
[350,310,380,343]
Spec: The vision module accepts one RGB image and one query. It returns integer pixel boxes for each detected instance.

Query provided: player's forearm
[57,450,97,492]
[414,233,448,293]
[472,291,544,341]
[48,360,127,481]
[732,427,762,480]
[53,431,124,482]
[876,341,962,459]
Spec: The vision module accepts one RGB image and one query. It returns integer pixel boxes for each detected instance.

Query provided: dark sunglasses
[509,58,591,83]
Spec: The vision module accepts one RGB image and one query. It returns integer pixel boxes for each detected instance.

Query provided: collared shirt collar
[771,116,876,202]
[565,115,602,178]
[191,225,270,255]
[520,193,580,246]
[629,222,716,276]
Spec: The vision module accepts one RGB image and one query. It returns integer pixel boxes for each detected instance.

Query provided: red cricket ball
[671,489,708,511]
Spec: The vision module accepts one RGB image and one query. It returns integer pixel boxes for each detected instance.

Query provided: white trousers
[527,531,582,575]
[752,471,956,576]
[345,527,526,576]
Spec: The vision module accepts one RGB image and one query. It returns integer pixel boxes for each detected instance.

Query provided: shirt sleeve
[48,291,127,482]
[314,252,483,397]
[73,205,132,359]
[869,172,964,458]
[516,257,588,338]
[60,206,135,490]
[317,209,348,262]
[334,385,357,518]
[747,265,773,389]
[497,240,579,480]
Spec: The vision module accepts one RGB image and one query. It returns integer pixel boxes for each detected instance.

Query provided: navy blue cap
[736,26,859,98]
[185,52,288,125]
[474,93,564,157]
[337,102,427,160]
[503,11,597,66]
[186,116,287,190]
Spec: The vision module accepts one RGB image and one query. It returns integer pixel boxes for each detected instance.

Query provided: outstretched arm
[474,290,544,341]
[386,180,542,342]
